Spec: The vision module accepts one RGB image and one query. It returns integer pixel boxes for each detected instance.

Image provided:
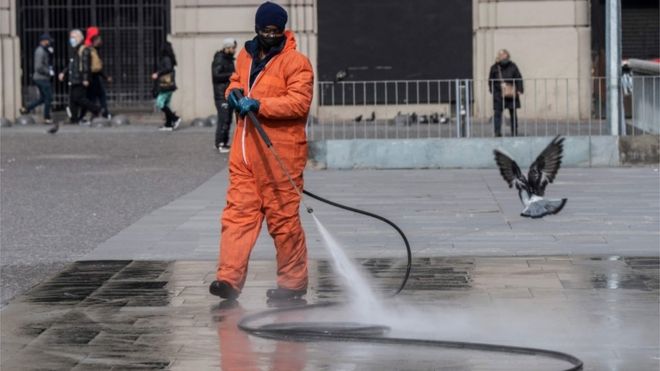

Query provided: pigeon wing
[493,149,526,189]
[527,135,564,196]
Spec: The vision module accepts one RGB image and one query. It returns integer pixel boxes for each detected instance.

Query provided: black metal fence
[18,0,170,109]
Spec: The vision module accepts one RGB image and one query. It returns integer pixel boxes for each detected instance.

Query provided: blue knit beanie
[255,1,288,31]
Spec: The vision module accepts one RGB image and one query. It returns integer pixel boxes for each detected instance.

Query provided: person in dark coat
[212,38,237,153]
[82,27,112,119]
[151,41,181,131]
[20,33,55,125]
[58,29,101,129]
[488,49,523,137]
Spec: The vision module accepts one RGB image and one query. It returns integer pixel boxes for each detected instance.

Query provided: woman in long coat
[489,49,523,136]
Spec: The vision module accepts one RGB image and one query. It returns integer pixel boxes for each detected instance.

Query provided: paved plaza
[83,166,660,260]
[1,127,659,370]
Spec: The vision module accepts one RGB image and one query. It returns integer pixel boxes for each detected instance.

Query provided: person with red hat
[78,26,112,120]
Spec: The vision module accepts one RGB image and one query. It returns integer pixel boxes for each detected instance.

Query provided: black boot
[162,106,181,129]
[266,287,307,300]
[159,107,173,131]
[209,280,240,300]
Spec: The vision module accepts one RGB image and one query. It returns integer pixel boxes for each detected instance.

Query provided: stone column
[0,0,21,120]
[169,0,318,120]
[472,0,592,121]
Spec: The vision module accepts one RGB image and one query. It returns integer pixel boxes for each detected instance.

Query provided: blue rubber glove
[227,89,243,112]
[238,97,260,117]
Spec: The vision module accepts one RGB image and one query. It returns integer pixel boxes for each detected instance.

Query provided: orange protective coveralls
[216,30,314,292]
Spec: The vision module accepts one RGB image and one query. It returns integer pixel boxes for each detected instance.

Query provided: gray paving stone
[81,168,660,262]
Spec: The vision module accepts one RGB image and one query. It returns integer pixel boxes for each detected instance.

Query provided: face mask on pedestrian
[499,58,510,66]
[257,28,285,52]
[69,37,79,48]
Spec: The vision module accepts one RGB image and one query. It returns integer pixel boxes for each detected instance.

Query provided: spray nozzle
[306,207,314,214]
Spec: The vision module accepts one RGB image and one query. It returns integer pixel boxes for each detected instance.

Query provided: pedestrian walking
[212,38,237,153]
[489,49,523,137]
[152,41,181,131]
[209,1,314,301]
[20,33,55,125]
[79,27,112,120]
[57,29,101,132]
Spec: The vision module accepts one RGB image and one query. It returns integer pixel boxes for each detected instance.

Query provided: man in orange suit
[209,1,314,301]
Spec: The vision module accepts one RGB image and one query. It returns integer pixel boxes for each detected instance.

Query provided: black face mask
[499,58,510,66]
[257,34,285,52]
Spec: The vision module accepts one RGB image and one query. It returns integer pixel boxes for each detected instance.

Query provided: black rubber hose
[302,189,412,295]
[238,302,584,371]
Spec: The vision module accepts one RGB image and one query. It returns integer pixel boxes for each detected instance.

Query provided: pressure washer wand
[232,90,314,214]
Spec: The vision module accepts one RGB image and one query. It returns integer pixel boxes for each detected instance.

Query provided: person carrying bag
[489,49,523,137]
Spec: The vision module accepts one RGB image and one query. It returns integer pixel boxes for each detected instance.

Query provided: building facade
[1,0,658,121]
[1,0,20,121]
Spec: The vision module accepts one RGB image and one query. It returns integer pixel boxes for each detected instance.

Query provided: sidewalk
[1,167,659,370]
[83,167,660,260]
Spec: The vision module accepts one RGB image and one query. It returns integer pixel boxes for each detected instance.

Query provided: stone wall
[306,135,656,169]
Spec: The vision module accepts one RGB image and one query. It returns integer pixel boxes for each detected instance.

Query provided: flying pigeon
[493,135,567,218]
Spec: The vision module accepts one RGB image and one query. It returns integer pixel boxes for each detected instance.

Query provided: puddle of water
[5,257,658,370]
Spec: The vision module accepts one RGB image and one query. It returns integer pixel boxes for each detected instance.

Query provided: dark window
[17,0,170,108]
[317,0,472,82]
[317,0,472,105]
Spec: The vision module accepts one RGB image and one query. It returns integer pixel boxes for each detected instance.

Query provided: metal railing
[18,0,171,109]
[308,76,659,140]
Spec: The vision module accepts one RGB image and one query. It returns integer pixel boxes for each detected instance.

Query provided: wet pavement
[1,256,658,370]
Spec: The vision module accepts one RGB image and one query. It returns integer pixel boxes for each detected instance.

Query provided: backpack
[78,46,103,73]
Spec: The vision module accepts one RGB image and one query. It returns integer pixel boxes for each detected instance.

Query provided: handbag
[497,65,516,98]
[159,72,174,89]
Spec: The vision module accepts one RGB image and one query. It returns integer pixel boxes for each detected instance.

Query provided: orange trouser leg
[216,156,264,291]
[262,178,308,291]
[253,140,309,291]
